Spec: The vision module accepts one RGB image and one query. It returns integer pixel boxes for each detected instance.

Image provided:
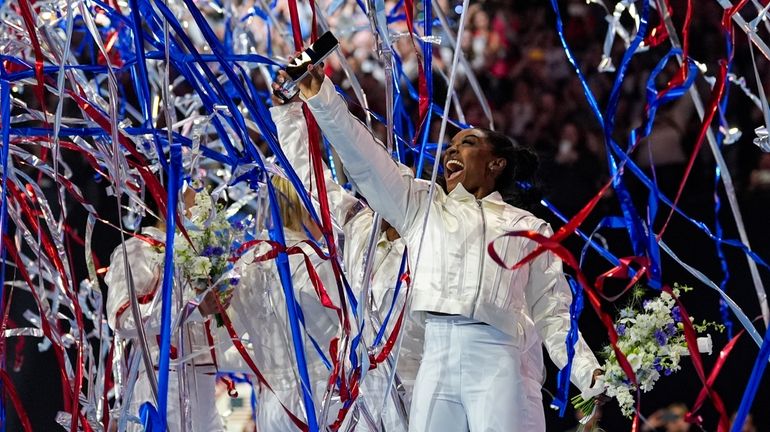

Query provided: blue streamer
[293,298,332,370]
[0,79,11,432]
[139,401,162,431]
[730,326,770,432]
[373,248,408,346]
[156,139,183,429]
[601,0,650,261]
[552,275,585,415]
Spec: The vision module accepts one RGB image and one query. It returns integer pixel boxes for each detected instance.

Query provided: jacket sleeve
[104,238,162,332]
[271,102,364,227]
[302,77,427,235]
[525,222,602,397]
[214,251,268,373]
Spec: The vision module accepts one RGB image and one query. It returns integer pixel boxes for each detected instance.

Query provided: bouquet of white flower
[174,189,249,325]
[573,284,722,425]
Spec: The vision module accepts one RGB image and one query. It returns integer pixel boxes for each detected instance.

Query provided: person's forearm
[272,102,363,226]
[302,77,414,232]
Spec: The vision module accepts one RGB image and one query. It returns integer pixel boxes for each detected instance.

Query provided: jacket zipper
[471,200,486,317]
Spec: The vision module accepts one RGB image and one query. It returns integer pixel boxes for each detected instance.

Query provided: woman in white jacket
[289,66,604,432]
[268,97,421,432]
[104,193,224,432]
[215,175,340,431]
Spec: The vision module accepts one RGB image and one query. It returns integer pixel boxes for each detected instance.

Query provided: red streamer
[664,286,730,431]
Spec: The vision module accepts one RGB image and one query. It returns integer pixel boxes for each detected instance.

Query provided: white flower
[697,335,713,355]
[626,353,643,372]
[189,256,212,279]
[189,193,213,225]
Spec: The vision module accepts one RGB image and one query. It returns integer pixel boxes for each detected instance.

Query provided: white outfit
[271,103,423,432]
[215,230,338,431]
[410,315,545,431]
[104,227,223,432]
[302,77,602,432]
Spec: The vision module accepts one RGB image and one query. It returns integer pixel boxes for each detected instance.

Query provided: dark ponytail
[478,128,543,211]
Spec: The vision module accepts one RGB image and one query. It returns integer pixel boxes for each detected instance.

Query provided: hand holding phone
[274,31,339,102]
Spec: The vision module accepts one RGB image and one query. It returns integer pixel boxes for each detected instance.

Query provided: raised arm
[270,101,363,226]
[297,72,426,235]
[525,222,602,397]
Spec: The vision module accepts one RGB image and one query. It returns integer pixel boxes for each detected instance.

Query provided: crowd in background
[320,0,770,430]
[320,0,770,218]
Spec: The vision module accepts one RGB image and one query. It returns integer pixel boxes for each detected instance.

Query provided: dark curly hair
[477,128,543,211]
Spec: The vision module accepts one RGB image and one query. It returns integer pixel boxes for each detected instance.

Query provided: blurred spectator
[749,153,770,191]
[641,403,690,432]
[730,412,757,432]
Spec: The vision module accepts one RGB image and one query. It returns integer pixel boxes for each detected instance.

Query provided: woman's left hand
[271,70,301,106]
[591,368,610,405]
[199,289,232,317]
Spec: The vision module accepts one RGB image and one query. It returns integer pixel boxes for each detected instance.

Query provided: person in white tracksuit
[289,66,604,432]
[269,96,421,432]
[105,203,224,432]
[215,176,340,432]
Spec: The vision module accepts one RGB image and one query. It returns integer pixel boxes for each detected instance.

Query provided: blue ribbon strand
[0,79,11,432]
[156,140,183,429]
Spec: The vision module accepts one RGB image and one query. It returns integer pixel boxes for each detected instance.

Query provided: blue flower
[671,306,682,323]
[664,368,673,376]
[664,322,677,337]
[229,278,239,286]
[616,324,627,336]
[654,329,668,346]
[201,245,215,257]
[653,358,663,372]
[211,246,225,256]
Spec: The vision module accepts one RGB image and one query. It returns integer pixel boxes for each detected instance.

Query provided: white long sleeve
[302,77,428,236]
[271,102,363,227]
[526,223,601,396]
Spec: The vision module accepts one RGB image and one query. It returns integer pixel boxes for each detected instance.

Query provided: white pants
[409,315,545,432]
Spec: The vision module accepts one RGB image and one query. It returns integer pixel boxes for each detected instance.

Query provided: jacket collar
[376,231,406,249]
[447,183,507,208]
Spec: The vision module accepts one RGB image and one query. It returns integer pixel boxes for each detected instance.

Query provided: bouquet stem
[572,395,602,432]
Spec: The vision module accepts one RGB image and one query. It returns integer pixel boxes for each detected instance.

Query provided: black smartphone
[274,31,339,102]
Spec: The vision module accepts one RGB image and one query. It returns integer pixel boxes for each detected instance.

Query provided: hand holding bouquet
[574,284,722,425]
[174,189,249,325]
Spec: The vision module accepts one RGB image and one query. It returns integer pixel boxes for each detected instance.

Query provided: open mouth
[445,159,465,182]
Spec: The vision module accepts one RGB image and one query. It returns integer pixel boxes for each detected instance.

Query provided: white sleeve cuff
[580,374,605,400]
[301,76,338,110]
[269,101,304,122]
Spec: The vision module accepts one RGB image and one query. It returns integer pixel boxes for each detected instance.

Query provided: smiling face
[443,128,507,199]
